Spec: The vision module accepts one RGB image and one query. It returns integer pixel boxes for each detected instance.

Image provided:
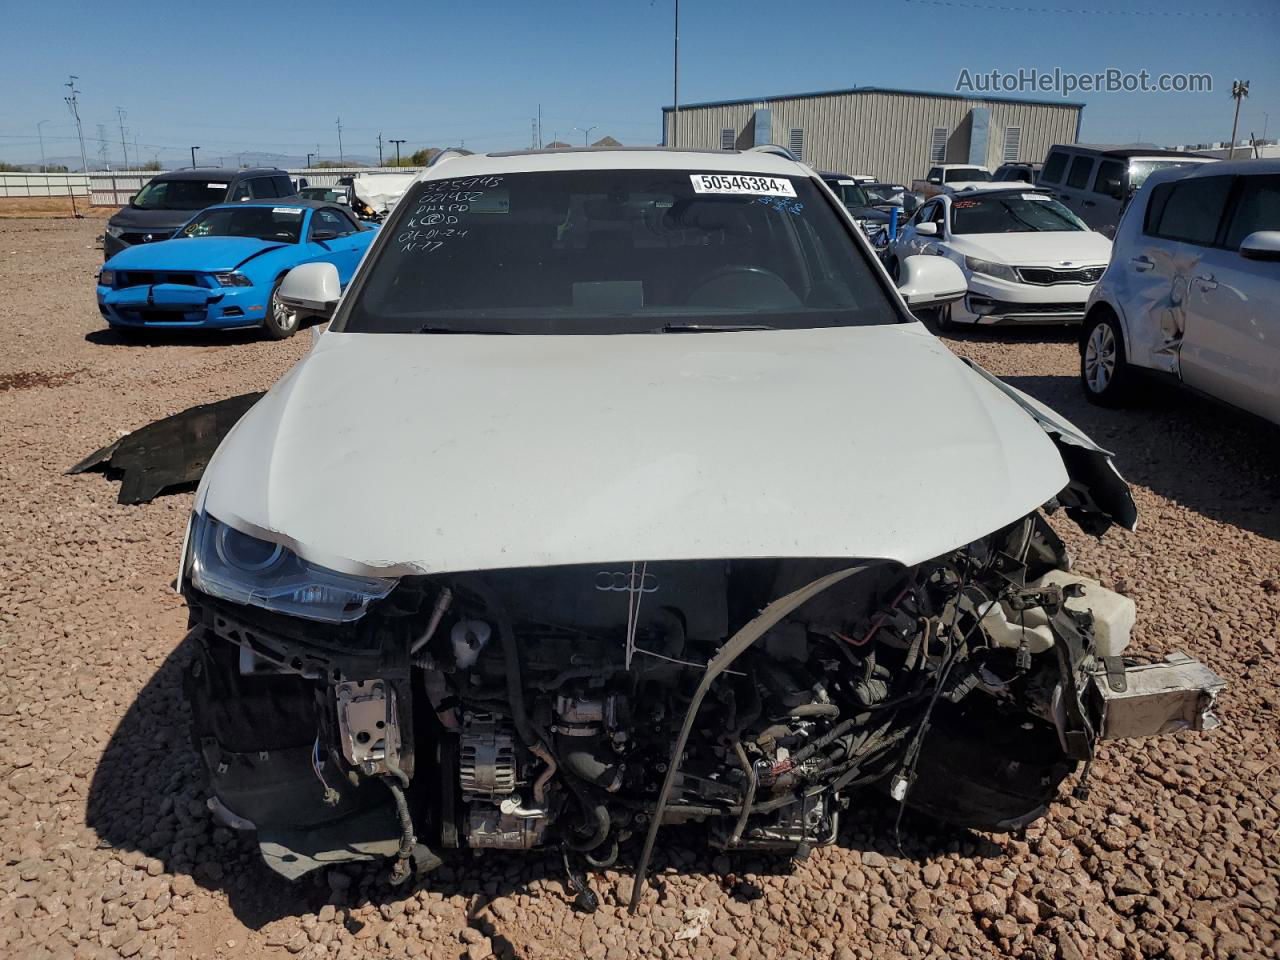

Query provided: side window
[1222,175,1280,250]
[1065,156,1095,190]
[1149,176,1234,246]
[931,202,946,232]
[926,166,941,183]
[1143,183,1174,236]
[310,208,353,239]
[913,200,935,225]
[1092,160,1125,199]
[1040,150,1069,184]
[273,175,295,197]
[230,181,252,202]
[249,178,278,199]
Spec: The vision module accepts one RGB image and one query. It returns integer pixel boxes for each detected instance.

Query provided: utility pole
[575,125,597,146]
[36,121,49,172]
[306,152,314,169]
[336,117,344,165]
[671,0,680,148]
[537,104,542,149]
[96,124,110,169]
[1228,80,1249,159]
[64,75,89,174]
[377,132,384,166]
[390,139,405,166]
[116,107,128,168]
[190,146,199,167]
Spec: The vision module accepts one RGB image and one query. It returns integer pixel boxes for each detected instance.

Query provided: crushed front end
[179,509,1224,889]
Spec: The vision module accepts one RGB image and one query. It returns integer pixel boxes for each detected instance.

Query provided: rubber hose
[557,739,623,792]
[780,702,840,719]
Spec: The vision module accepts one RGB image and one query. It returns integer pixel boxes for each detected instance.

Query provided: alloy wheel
[1084,322,1116,393]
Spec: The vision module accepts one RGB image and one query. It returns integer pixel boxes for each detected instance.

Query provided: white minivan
[1080,158,1280,426]
[1037,145,1215,237]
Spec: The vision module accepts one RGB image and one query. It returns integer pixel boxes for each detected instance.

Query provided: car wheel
[1080,312,1130,405]
[264,277,300,340]
[932,303,957,332]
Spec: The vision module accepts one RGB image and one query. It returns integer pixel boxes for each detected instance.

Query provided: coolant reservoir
[1033,571,1135,657]
[974,573,1135,657]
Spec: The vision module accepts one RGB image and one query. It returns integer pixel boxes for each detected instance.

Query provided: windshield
[301,187,345,202]
[945,168,991,183]
[950,193,1087,234]
[1128,159,1202,191]
[825,179,870,207]
[178,206,304,242]
[132,179,228,211]
[340,169,897,334]
[863,184,904,203]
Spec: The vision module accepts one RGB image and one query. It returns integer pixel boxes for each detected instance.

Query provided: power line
[901,0,1278,15]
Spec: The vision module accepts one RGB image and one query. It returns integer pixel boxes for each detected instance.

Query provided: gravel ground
[1,217,1277,960]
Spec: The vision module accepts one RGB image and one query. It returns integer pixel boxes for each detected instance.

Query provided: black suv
[103,167,296,259]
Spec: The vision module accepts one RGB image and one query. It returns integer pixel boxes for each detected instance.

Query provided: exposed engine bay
[182,508,1224,903]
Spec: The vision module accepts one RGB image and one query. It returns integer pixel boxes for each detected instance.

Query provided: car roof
[200,199,343,213]
[944,183,1051,198]
[1051,144,1212,161]
[151,167,286,181]
[413,146,809,183]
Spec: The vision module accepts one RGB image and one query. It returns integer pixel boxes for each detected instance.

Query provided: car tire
[1080,312,1130,406]
[263,277,300,340]
[932,303,957,332]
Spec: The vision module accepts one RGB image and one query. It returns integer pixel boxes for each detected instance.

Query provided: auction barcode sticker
[691,174,796,197]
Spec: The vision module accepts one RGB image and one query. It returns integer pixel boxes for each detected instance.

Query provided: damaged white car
[177,147,1223,906]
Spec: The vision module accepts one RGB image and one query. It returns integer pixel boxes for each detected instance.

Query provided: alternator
[459,713,518,799]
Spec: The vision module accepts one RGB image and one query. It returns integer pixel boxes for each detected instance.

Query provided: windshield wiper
[656,323,776,333]
[417,323,510,334]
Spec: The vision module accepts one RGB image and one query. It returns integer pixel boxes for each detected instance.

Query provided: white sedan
[173,146,1221,895]
[891,185,1113,328]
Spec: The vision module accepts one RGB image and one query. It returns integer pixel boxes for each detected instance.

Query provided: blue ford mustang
[96,200,378,339]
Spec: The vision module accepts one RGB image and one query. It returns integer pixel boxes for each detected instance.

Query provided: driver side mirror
[1240,230,1280,262]
[915,222,938,237]
[279,262,341,318]
[928,176,942,185]
[897,255,966,313]
[1101,178,1124,200]
[311,229,338,242]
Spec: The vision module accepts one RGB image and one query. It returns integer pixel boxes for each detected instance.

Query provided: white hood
[952,231,1112,266]
[197,324,1074,578]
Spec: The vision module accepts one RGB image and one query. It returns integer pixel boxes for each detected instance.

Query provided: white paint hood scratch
[196,324,1075,578]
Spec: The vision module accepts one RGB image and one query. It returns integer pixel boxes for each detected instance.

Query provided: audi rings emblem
[595,570,658,593]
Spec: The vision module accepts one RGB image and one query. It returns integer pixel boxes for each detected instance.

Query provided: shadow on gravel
[1000,372,1280,541]
[84,318,323,349]
[922,318,1080,345]
[88,639,1003,934]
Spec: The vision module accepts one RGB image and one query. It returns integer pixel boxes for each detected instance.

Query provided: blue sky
[1,0,1276,168]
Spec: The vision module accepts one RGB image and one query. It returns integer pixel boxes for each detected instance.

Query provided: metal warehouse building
[662,86,1084,185]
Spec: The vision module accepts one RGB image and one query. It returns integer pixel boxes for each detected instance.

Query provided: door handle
[1194,274,1218,290]
[1130,256,1154,272]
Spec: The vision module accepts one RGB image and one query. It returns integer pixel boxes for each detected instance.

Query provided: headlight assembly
[215,272,254,287]
[98,270,115,287]
[106,224,125,239]
[188,513,397,623]
[964,256,1020,283]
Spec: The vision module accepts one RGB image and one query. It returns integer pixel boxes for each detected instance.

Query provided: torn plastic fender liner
[960,359,1138,535]
[68,392,264,504]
